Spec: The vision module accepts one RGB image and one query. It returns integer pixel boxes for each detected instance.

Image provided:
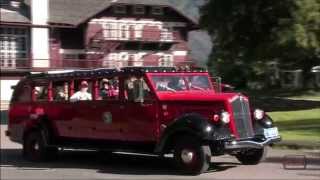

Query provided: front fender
[155,113,222,153]
[253,114,275,135]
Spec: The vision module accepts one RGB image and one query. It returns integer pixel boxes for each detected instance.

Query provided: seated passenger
[125,76,137,101]
[156,78,176,92]
[169,78,187,91]
[54,87,66,101]
[100,79,118,100]
[70,81,92,102]
[100,79,110,99]
[112,79,119,97]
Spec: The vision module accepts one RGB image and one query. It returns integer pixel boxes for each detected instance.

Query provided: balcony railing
[0,58,31,70]
[0,57,194,71]
[51,58,193,69]
[87,28,182,46]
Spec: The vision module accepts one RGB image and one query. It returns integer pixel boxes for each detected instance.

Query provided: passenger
[100,79,110,99]
[175,78,187,91]
[100,79,118,99]
[132,77,151,102]
[55,87,66,101]
[112,78,119,97]
[34,86,41,98]
[125,76,137,101]
[156,78,176,92]
[70,81,92,102]
[34,86,47,100]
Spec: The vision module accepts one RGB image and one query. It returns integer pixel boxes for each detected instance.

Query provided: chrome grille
[231,96,254,138]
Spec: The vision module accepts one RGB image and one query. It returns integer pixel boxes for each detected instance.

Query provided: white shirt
[70,91,92,102]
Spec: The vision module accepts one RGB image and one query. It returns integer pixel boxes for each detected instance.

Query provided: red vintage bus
[7,67,280,175]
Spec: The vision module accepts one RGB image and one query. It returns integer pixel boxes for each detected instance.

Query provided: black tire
[23,131,58,162]
[173,135,211,175]
[236,147,267,165]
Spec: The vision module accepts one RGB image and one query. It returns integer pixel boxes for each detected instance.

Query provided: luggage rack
[27,66,209,79]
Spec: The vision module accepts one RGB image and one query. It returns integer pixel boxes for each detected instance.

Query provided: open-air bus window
[98,77,119,100]
[53,81,69,101]
[70,80,93,102]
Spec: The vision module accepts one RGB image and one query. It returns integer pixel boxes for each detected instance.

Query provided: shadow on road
[265,156,320,171]
[1,148,237,175]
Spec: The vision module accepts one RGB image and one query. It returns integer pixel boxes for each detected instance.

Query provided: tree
[200,0,320,88]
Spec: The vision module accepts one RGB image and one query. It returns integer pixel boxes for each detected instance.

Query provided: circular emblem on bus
[102,112,112,124]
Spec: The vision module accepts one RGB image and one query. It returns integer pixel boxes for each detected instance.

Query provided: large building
[0,0,199,104]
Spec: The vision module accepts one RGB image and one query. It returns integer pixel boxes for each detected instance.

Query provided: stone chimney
[31,0,50,68]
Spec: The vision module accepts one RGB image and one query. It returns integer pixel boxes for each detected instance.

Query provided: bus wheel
[23,131,57,162]
[235,147,267,165]
[173,135,211,175]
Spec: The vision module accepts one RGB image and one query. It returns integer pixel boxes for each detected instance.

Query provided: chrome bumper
[224,136,281,149]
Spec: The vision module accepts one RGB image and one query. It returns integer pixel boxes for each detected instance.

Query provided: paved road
[1,125,320,180]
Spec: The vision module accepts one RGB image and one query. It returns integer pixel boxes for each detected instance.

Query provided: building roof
[0,3,30,24]
[0,0,198,27]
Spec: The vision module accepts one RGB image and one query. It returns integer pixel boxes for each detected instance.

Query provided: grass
[247,89,320,145]
[268,108,320,143]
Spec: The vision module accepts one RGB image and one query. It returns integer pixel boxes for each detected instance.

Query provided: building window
[0,27,29,68]
[133,5,145,15]
[159,55,173,67]
[114,5,126,14]
[120,24,129,39]
[62,54,80,59]
[151,7,164,15]
[103,24,112,38]
[161,28,173,41]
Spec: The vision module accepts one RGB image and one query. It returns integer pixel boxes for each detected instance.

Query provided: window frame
[0,27,29,68]
[151,7,164,15]
[68,79,94,102]
[123,75,154,103]
[32,81,50,102]
[52,80,70,102]
[114,5,127,14]
[133,5,145,15]
[96,76,120,101]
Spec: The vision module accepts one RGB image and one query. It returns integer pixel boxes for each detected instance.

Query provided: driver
[156,78,176,92]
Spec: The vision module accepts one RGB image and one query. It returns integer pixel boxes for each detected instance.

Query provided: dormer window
[133,5,145,15]
[151,7,164,15]
[114,5,126,14]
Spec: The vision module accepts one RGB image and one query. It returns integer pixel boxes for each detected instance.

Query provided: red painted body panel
[8,70,253,147]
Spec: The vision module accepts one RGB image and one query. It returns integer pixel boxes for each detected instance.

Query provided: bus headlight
[254,109,265,120]
[221,111,230,124]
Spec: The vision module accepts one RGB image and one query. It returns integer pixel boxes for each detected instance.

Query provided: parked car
[6,67,281,175]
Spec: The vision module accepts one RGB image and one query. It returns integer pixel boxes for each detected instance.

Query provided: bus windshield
[150,74,213,92]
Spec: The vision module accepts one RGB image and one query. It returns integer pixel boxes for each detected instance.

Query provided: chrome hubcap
[181,149,194,164]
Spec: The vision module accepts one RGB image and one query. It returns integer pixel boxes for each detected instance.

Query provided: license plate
[264,127,279,138]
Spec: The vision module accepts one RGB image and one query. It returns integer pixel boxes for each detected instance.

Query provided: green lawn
[268,108,320,142]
